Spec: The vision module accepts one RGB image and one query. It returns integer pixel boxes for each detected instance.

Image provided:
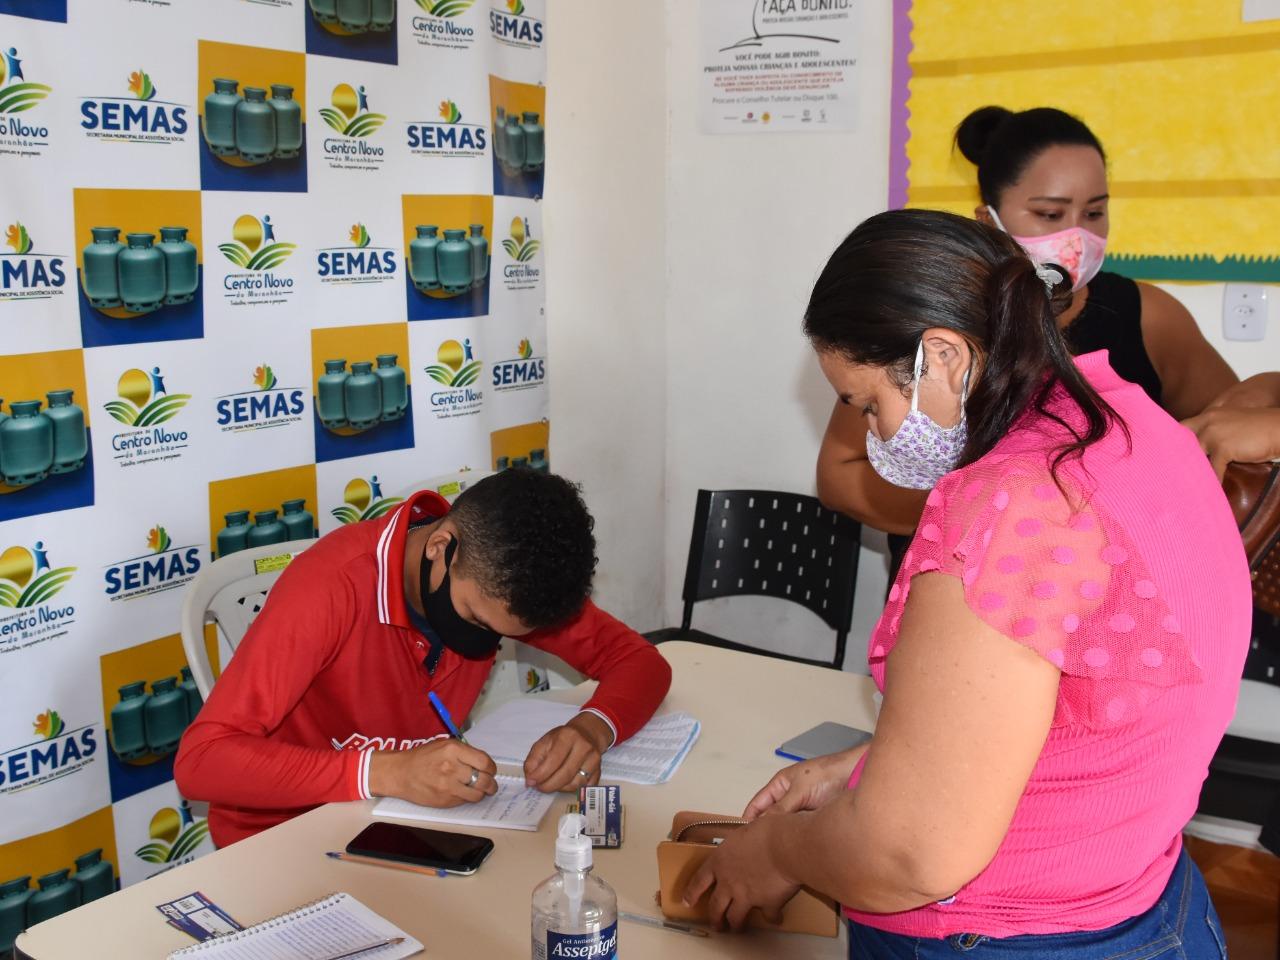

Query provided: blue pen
[428,691,469,744]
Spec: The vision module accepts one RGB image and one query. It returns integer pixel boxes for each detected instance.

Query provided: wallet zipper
[673,818,748,843]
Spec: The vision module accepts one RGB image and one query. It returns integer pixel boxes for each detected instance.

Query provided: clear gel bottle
[532,813,618,959]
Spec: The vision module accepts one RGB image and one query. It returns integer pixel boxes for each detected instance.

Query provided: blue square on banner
[105,742,177,805]
[199,132,309,193]
[0,0,67,21]
[0,435,94,522]
[492,155,544,200]
[77,268,205,348]
[404,272,490,321]
[313,387,416,464]
[305,9,398,65]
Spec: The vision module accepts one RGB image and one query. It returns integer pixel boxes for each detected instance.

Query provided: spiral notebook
[167,892,422,959]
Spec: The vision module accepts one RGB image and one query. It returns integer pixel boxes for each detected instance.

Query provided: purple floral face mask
[865,341,969,490]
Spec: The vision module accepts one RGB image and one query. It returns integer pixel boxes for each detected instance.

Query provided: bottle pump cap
[555,813,592,871]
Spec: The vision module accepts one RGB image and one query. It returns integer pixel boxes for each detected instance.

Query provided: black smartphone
[346,822,495,876]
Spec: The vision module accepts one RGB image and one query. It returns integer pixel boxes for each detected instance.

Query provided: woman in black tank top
[825,107,1242,581]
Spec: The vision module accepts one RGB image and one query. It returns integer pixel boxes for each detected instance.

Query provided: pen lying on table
[619,910,709,937]
[326,850,450,877]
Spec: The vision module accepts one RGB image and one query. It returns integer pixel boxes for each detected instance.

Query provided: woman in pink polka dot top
[685,209,1251,957]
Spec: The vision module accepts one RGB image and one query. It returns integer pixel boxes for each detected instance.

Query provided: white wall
[661,0,896,669]
[546,5,1278,672]
[1159,283,1279,381]
[544,1,669,630]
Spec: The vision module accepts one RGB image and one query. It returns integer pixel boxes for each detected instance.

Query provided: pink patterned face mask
[988,207,1107,293]
[865,342,970,491]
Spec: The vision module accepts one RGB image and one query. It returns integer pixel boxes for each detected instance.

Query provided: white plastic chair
[392,468,493,504]
[179,539,316,698]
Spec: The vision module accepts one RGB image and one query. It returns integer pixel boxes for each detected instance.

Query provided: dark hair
[954,106,1106,208]
[448,468,597,628]
[803,208,1124,478]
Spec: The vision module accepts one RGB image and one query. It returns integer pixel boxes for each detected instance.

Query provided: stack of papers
[464,700,700,785]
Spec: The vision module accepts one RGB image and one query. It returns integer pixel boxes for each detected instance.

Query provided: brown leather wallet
[1224,461,1280,617]
[655,811,839,937]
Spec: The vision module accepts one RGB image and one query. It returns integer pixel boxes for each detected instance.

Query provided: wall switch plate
[1223,284,1269,341]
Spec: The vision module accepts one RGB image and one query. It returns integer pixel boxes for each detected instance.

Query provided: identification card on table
[157,891,244,941]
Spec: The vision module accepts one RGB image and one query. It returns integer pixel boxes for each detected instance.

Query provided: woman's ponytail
[964,254,1124,478]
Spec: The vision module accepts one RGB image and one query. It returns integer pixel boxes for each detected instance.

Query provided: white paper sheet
[465,701,701,785]
[373,775,555,832]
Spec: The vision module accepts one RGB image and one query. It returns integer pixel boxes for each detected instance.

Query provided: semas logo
[0,710,98,792]
[80,69,189,141]
[215,364,305,433]
[103,524,201,598]
[489,2,543,46]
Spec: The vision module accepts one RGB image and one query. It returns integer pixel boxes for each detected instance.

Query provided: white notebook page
[464,700,701,785]
[373,774,555,831]
[168,892,422,960]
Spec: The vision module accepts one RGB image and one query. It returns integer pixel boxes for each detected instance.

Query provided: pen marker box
[568,784,623,848]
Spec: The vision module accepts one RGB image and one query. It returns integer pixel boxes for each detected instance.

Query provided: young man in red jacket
[175,470,672,847]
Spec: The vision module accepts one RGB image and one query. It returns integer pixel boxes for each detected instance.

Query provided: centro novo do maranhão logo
[503,216,539,262]
[104,367,191,426]
[349,223,370,247]
[220,214,296,271]
[33,708,64,739]
[0,541,75,609]
[518,338,532,359]
[426,339,481,387]
[415,0,475,14]
[320,83,386,138]
[331,476,403,524]
[0,45,51,114]
[136,802,210,866]
[254,363,277,389]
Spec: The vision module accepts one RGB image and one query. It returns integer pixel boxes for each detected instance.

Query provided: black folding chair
[646,489,862,670]
[1195,608,1280,851]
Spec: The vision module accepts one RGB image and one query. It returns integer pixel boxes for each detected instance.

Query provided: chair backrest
[680,489,862,644]
[179,539,316,698]
[392,469,494,504]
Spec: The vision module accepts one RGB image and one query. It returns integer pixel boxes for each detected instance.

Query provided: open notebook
[373,773,555,831]
[464,701,701,785]
[167,893,422,960]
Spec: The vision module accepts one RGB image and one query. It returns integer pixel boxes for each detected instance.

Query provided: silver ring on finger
[467,767,479,787]
[578,768,589,780]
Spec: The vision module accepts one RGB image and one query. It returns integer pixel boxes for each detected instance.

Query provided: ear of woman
[918,329,976,429]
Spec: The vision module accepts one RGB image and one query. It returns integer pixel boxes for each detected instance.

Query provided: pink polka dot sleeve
[873,460,1204,728]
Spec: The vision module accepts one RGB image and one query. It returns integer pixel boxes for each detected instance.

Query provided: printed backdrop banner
[0,0,549,928]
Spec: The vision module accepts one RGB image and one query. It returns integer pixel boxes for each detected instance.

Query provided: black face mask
[419,537,504,660]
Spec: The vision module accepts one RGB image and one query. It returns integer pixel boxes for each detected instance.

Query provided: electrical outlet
[1223,284,1268,342]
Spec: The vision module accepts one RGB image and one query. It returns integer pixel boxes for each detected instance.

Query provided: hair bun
[954,105,1014,165]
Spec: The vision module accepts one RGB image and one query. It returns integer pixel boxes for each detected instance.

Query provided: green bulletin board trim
[1102,254,1280,284]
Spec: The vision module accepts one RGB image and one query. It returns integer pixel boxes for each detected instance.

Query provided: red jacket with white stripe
[175,491,672,847]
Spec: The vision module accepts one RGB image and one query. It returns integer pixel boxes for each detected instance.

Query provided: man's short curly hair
[448,468,597,629]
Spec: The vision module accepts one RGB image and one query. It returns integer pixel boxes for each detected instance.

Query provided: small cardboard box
[569,784,623,848]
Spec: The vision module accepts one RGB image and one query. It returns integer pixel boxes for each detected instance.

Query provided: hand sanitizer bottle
[532,813,617,959]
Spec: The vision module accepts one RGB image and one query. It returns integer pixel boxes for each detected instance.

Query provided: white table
[16,641,878,958]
